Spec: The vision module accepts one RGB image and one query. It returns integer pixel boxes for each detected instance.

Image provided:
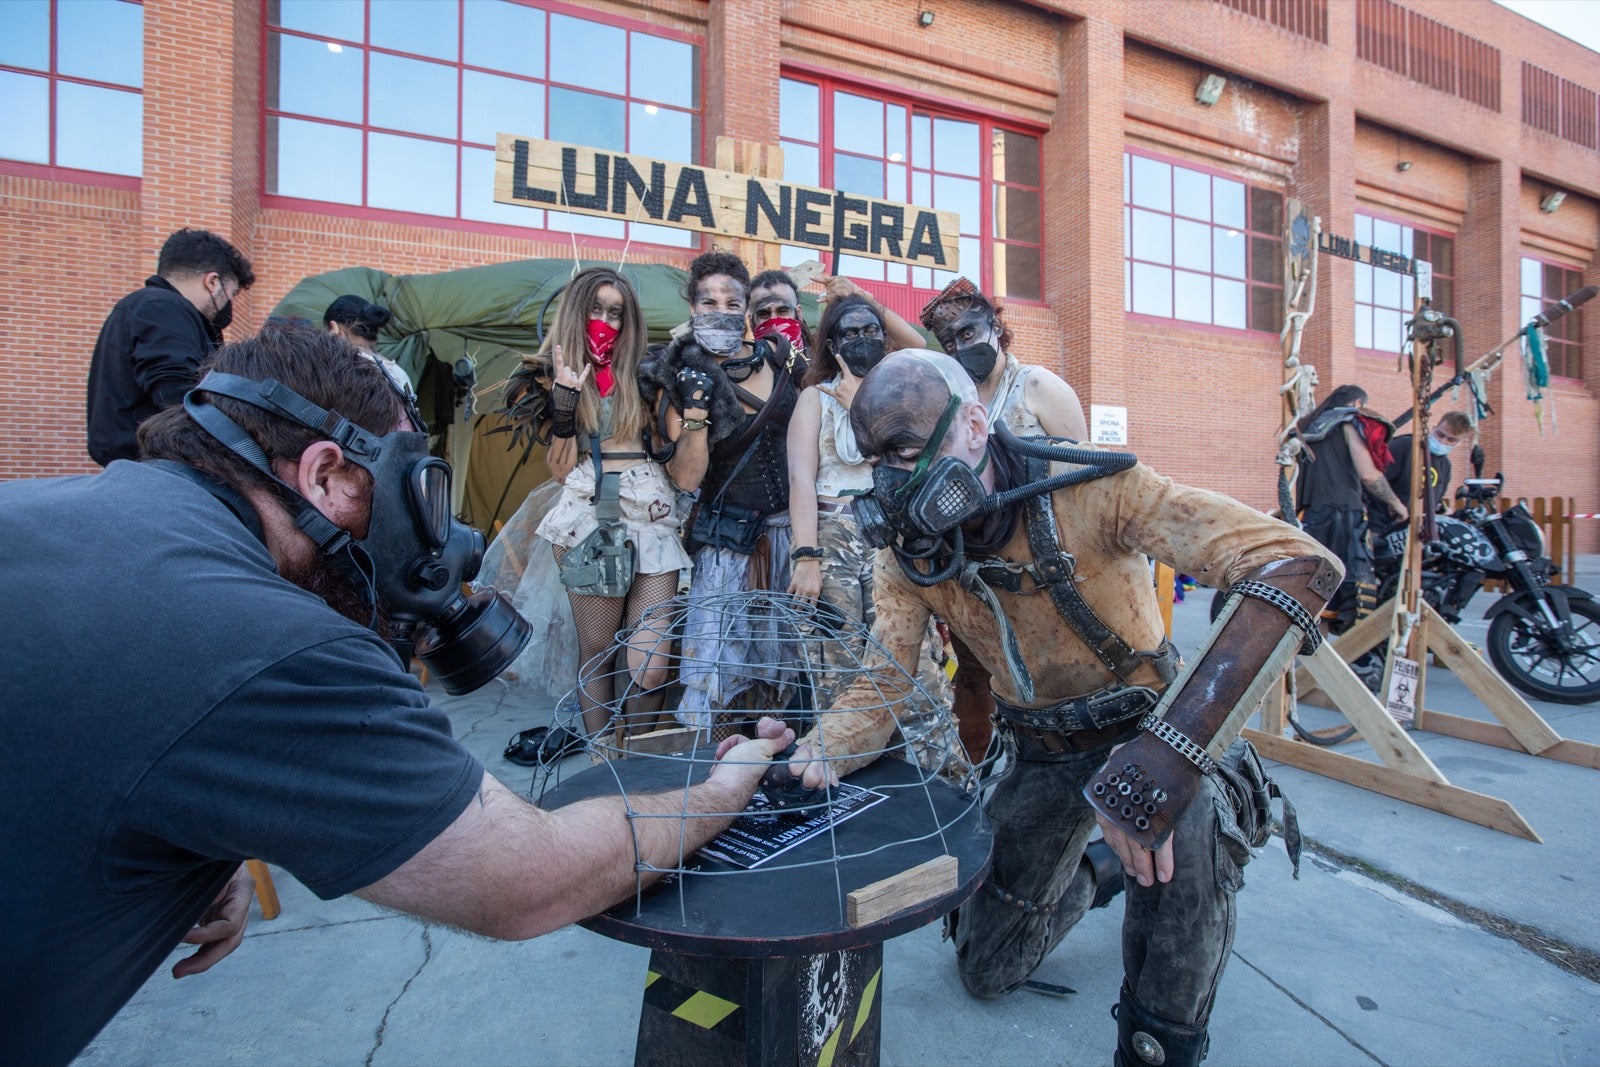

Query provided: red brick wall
[2,0,1596,547]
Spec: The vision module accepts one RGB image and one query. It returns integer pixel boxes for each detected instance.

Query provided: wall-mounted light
[918,10,934,27]
[1396,161,1412,172]
[1195,74,1226,107]
[1540,190,1566,213]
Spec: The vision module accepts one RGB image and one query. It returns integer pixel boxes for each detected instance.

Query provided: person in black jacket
[86,228,255,465]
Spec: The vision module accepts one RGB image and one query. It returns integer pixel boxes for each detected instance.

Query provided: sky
[1490,0,1600,54]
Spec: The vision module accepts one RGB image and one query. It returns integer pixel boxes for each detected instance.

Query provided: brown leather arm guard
[1083,555,1340,851]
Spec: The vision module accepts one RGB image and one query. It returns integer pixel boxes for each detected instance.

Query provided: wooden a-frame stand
[1242,236,1598,844]
[1245,596,1600,843]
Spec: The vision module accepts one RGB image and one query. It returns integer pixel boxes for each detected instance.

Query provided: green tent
[273,257,823,531]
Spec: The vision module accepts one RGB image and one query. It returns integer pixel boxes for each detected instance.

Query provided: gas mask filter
[184,371,531,694]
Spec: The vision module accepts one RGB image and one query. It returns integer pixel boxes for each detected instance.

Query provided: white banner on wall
[1090,405,1129,445]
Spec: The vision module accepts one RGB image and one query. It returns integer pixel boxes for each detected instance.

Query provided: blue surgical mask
[1428,435,1453,456]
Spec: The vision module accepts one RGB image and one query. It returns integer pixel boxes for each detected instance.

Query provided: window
[264,0,699,245]
[1122,151,1283,333]
[0,0,143,178]
[1522,256,1586,380]
[778,75,1042,301]
[1352,212,1454,355]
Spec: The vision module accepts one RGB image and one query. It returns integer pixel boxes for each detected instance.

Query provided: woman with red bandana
[486,268,689,757]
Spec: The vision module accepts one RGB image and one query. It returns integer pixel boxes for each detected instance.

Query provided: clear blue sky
[1491,0,1600,54]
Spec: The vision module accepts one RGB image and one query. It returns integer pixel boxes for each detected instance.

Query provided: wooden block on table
[620,726,697,758]
[846,854,959,927]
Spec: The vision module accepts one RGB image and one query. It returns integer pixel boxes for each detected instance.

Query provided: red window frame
[259,0,702,250]
[777,69,1045,317]
[1353,210,1455,358]
[1122,148,1284,337]
[0,0,143,188]
[1521,254,1587,382]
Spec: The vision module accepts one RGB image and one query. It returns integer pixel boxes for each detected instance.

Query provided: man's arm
[356,722,792,940]
[1346,423,1407,521]
[796,556,933,787]
[130,302,211,407]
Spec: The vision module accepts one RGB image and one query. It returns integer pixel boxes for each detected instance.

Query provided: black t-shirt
[1384,434,1452,511]
[0,462,483,1066]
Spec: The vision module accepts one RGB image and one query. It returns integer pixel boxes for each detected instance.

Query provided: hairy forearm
[1363,474,1405,514]
[357,770,760,942]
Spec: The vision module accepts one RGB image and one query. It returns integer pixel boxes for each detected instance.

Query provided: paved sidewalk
[78,558,1600,1066]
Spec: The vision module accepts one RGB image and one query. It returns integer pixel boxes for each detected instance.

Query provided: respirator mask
[863,394,988,547]
[184,371,531,694]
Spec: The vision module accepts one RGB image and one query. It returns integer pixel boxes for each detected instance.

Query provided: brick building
[2,0,1596,547]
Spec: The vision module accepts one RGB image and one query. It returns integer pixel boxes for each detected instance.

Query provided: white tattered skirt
[676,514,798,731]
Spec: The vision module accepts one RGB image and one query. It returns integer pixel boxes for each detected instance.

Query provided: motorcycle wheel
[1487,598,1600,705]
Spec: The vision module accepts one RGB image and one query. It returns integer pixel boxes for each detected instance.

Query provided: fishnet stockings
[553,545,678,738]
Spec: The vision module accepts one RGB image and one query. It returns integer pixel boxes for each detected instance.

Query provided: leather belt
[993,684,1160,734]
[1010,719,1140,757]
[816,499,853,514]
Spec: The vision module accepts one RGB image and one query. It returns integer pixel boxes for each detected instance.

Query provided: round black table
[542,751,992,1067]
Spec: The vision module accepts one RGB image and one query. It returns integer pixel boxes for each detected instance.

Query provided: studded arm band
[1083,554,1340,851]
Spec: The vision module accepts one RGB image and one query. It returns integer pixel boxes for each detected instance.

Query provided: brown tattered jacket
[807,455,1341,777]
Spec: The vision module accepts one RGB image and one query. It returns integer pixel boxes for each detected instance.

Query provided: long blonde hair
[538,267,647,443]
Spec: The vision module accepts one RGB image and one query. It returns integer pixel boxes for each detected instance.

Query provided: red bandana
[585,320,618,397]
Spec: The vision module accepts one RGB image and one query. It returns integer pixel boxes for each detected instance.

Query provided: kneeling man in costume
[792,351,1340,1066]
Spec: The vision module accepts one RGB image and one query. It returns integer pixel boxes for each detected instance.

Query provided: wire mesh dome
[533,589,985,928]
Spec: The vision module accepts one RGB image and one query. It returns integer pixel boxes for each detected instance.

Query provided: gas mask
[866,394,988,547]
[183,371,531,694]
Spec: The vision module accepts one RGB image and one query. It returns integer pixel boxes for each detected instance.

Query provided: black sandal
[503,724,587,767]
[503,727,549,766]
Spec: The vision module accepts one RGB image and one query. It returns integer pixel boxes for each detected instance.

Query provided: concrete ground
[78,558,1600,1066]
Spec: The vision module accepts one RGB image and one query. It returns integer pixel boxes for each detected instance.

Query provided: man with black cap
[86,227,256,466]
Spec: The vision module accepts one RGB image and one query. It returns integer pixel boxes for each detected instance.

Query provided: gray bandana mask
[692,312,746,357]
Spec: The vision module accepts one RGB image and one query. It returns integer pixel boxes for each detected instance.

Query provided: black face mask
[211,296,234,332]
[836,336,886,377]
[183,371,531,694]
[953,340,998,383]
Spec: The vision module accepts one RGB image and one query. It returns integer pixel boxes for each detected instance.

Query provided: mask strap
[909,393,965,482]
[195,371,382,461]
[182,391,357,559]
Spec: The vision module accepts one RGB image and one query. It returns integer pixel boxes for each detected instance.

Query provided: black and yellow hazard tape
[815,966,882,1067]
[642,969,742,1035]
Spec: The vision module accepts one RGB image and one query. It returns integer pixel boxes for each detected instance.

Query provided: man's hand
[173,863,254,978]
[788,740,843,792]
[708,717,796,795]
[1093,811,1175,888]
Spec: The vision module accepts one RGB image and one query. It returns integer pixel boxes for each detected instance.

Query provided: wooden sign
[494,135,960,270]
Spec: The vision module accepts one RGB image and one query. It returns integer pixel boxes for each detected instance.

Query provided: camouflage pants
[810,513,965,778]
[955,730,1255,1028]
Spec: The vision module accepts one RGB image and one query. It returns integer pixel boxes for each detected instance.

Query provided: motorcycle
[1369,469,1599,705]
[1209,466,1600,707]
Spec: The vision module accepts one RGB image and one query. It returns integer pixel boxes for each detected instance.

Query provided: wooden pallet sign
[494,135,960,270]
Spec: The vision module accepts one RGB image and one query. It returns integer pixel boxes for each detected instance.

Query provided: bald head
[851,350,981,462]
